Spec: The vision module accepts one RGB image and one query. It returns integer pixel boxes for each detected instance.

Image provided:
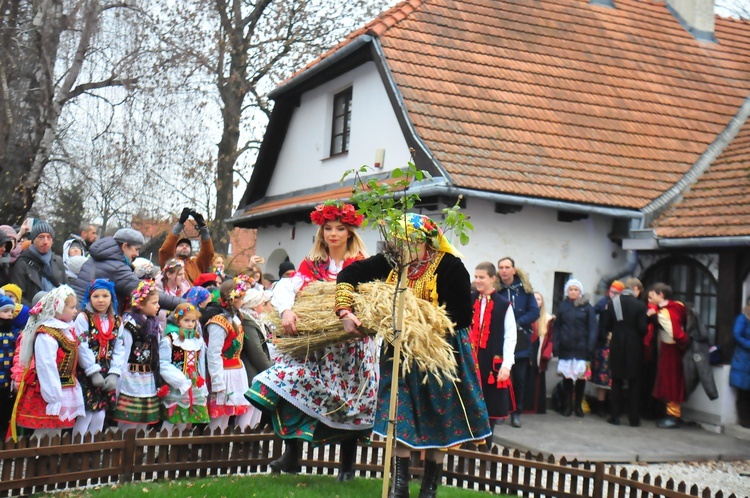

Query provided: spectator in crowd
[158,208,214,285]
[497,257,539,428]
[132,257,157,280]
[731,297,750,428]
[0,225,21,264]
[554,278,597,418]
[73,228,182,312]
[0,230,13,282]
[9,220,67,306]
[590,280,625,417]
[211,254,225,281]
[278,260,295,280]
[470,261,516,448]
[526,291,555,414]
[604,277,647,427]
[0,295,18,438]
[647,283,688,429]
[64,222,98,258]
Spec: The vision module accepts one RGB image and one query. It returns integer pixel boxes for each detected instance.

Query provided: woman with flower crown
[335,213,491,498]
[247,201,378,483]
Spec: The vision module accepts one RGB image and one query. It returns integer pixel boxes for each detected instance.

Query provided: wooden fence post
[119,429,137,483]
[593,461,604,497]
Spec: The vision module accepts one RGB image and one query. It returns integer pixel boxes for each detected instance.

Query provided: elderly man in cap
[8,220,67,306]
[159,207,214,285]
[73,228,183,312]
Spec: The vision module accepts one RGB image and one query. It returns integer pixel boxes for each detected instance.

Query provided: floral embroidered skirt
[590,341,612,388]
[76,368,116,413]
[247,337,379,444]
[161,383,210,424]
[111,371,159,425]
[373,327,491,449]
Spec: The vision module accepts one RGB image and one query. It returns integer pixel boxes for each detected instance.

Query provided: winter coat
[497,276,539,358]
[554,294,597,361]
[683,305,718,400]
[730,313,750,391]
[8,249,67,307]
[158,231,214,285]
[240,314,272,383]
[73,237,183,312]
[604,291,647,380]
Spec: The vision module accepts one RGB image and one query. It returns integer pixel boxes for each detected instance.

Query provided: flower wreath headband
[163,258,185,272]
[227,275,252,303]
[310,201,364,228]
[174,304,199,319]
[131,279,157,308]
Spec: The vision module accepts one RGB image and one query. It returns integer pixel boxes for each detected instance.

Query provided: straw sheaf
[269,281,458,384]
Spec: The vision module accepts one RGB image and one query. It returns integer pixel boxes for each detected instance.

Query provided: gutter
[658,236,750,248]
[268,35,374,100]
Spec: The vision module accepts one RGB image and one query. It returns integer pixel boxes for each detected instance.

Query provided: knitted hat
[30,220,55,241]
[279,260,296,279]
[0,295,14,313]
[609,280,625,293]
[564,278,584,295]
[113,228,145,246]
[1,284,22,304]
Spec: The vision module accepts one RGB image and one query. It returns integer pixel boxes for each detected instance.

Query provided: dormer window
[330,87,352,156]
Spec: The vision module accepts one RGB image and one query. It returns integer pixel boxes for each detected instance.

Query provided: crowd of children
[0,255,276,442]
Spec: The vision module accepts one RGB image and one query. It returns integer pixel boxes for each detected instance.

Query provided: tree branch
[62,76,139,104]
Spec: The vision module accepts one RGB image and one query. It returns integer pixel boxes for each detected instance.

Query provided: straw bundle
[269,281,458,383]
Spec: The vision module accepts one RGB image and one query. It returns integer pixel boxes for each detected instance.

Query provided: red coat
[651,301,687,404]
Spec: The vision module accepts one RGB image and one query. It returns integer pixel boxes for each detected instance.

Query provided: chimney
[666,0,716,42]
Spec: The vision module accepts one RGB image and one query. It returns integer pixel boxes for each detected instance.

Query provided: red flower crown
[310,201,364,228]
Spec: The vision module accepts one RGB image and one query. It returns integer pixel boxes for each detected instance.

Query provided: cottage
[229,0,750,428]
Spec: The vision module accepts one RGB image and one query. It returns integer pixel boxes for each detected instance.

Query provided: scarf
[470,294,494,351]
[28,245,55,291]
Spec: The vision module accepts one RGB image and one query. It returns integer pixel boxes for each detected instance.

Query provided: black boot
[562,379,573,417]
[418,459,442,498]
[574,380,586,418]
[269,439,301,474]
[336,438,357,482]
[389,456,410,498]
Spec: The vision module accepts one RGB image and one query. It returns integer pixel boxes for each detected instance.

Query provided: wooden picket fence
[0,427,740,497]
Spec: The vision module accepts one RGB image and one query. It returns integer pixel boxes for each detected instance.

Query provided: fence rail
[0,428,739,497]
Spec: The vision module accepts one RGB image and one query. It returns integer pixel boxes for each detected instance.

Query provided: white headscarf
[18,285,77,369]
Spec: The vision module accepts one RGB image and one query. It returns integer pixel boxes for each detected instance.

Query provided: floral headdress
[226,275,252,304]
[131,279,158,309]
[173,303,200,320]
[310,201,364,228]
[162,258,185,273]
[395,213,464,259]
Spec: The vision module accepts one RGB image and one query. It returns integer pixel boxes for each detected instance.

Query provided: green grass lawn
[37,473,510,497]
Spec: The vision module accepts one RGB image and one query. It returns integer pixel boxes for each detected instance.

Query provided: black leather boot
[562,379,573,417]
[389,456,410,498]
[269,439,301,473]
[336,438,357,482]
[418,459,442,498]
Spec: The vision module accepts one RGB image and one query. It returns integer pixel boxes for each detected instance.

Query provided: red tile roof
[653,111,750,238]
[293,0,750,213]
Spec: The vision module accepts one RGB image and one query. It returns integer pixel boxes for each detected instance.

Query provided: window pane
[333,116,344,135]
[332,135,343,154]
[334,96,346,116]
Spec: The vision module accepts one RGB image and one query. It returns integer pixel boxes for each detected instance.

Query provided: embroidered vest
[124,321,156,370]
[166,332,202,379]
[386,252,444,304]
[83,311,121,371]
[207,314,244,369]
[37,326,79,387]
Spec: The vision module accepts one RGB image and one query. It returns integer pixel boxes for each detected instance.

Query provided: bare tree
[0,0,142,224]
[716,0,750,19]
[154,0,388,253]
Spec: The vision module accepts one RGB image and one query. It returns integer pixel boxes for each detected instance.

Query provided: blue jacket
[730,313,750,391]
[73,237,183,312]
[498,276,539,358]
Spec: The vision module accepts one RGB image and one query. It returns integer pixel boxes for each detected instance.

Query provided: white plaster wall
[266,62,412,197]
[683,365,738,426]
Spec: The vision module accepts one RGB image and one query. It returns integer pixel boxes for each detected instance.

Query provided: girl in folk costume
[159,303,209,434]
[336,214,491,497]
[111,280,162,433]
[73,279,125,438]
[156,259,190,330]
[248,201,377,482]
[11,286,87,441]
[526,292,555,414]
[471,262,517,447]
[204,277,256,433]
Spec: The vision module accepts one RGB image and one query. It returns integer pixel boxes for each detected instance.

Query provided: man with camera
[158,207,215,285]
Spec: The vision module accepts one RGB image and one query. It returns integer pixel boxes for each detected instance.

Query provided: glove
[102,374,119,392]
[179,207,192,224]
[89,372,105,388]
[191,211,206,228]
